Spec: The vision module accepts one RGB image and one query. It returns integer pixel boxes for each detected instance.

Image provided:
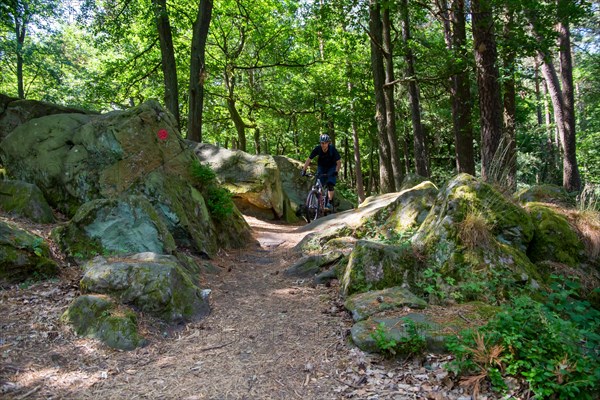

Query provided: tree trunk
[557,12,581,192]
[227,95,247,152]
[447,0,475,175]
[400,0,428,178]
[152,0,180,130]
[539,55,562,183]
[382,6,404,187]
[253,127,260,154]
[369,0,395,193]
[534,60,543,126]
[14,7,27,99]
[349,81,366,203]
[502,7,517,190]
[187,0,213,143]
[471,0,504,183]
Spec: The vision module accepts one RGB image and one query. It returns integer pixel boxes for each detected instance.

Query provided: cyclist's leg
[325,166,336,210]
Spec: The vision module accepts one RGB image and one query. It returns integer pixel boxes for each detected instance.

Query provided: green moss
[342,240,420,296]
[96,312,146,351]
[526,204,584,267]
[62,295,146,350]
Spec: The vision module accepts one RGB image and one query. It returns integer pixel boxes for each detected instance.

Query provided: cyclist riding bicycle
[301,134,341,211]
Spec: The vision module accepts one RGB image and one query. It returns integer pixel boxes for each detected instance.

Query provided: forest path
[1,215,354,399]
[1,214,478,399]
[83,216,351,399]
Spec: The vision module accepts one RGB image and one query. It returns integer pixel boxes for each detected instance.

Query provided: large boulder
[61,294,147,351]
[80,253,211,323]
[192,143,285,220]
[0,100,251,256]
[192,143,354,223]
[411,174,538,303]
[0,220,59,285]
[0,180,56,223]
[296,181,437,255]
[0,93,93,141]
[52,196,177,259]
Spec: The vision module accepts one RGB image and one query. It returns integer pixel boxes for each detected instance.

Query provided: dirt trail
[0,216,357,399]
[1,215,484,400]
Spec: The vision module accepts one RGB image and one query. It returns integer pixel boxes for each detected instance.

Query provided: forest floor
[0,213,498,400]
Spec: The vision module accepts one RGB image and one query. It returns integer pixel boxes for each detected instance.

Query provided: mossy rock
[340,240,421,296]
[284,252,345,278]
[0,180,56,223]
[0,220,59,285]
[52,195,176,260]
[414,174,534,251]
[408,174,539,302]
[61,294,147,350]
[355,181,437,240]
[80,253,210,323]
[1,101,252,257]
[295,225,355,255]
[526,203,585,268]
[516,184,575,207]
[351,314,447,355]
[344,286,427,322]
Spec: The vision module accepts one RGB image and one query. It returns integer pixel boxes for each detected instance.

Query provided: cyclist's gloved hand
[333,171,338,177]
[301,170,306,176]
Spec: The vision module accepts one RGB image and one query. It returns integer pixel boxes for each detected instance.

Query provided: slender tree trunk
[227,95,247,152]
[152,0,180,130]
[14,11,27,99]
[447,0,475,175]
[253,128,260,154]
[538,52,566,184]
[369,0,395,193]
[502,8,517,190]
[557,12,581,191]
[534,60,543,126]
[187,0,213,142]
[382,6,404,187]
[471,0,504,183]
[400,0,428,178]
[349,82,366,203]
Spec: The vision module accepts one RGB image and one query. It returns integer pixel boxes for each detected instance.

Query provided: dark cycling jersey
[309,144,341,169]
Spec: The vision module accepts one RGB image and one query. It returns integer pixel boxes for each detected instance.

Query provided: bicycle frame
[303,172,332,222]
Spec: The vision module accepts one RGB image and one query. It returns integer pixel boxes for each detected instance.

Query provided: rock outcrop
[0,100,251,257]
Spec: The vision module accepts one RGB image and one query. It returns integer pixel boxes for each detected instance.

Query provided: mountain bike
[302,172,335,222]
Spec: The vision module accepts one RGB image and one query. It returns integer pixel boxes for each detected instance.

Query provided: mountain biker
[301,134,341,211]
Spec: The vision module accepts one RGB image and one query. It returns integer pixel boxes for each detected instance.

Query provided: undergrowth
[370,319,427,358]
[446,276,600,399]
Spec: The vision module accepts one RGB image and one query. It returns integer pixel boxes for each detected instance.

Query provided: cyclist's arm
[302,157,312,173]
[336,159,341,175]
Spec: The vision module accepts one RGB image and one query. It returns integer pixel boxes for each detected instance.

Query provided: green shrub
[447,277,600,399]
[190,159,217,188]
[206,186,234,220]
[190,159,234,219]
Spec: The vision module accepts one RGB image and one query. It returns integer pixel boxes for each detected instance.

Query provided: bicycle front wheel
[305,191,320,222]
